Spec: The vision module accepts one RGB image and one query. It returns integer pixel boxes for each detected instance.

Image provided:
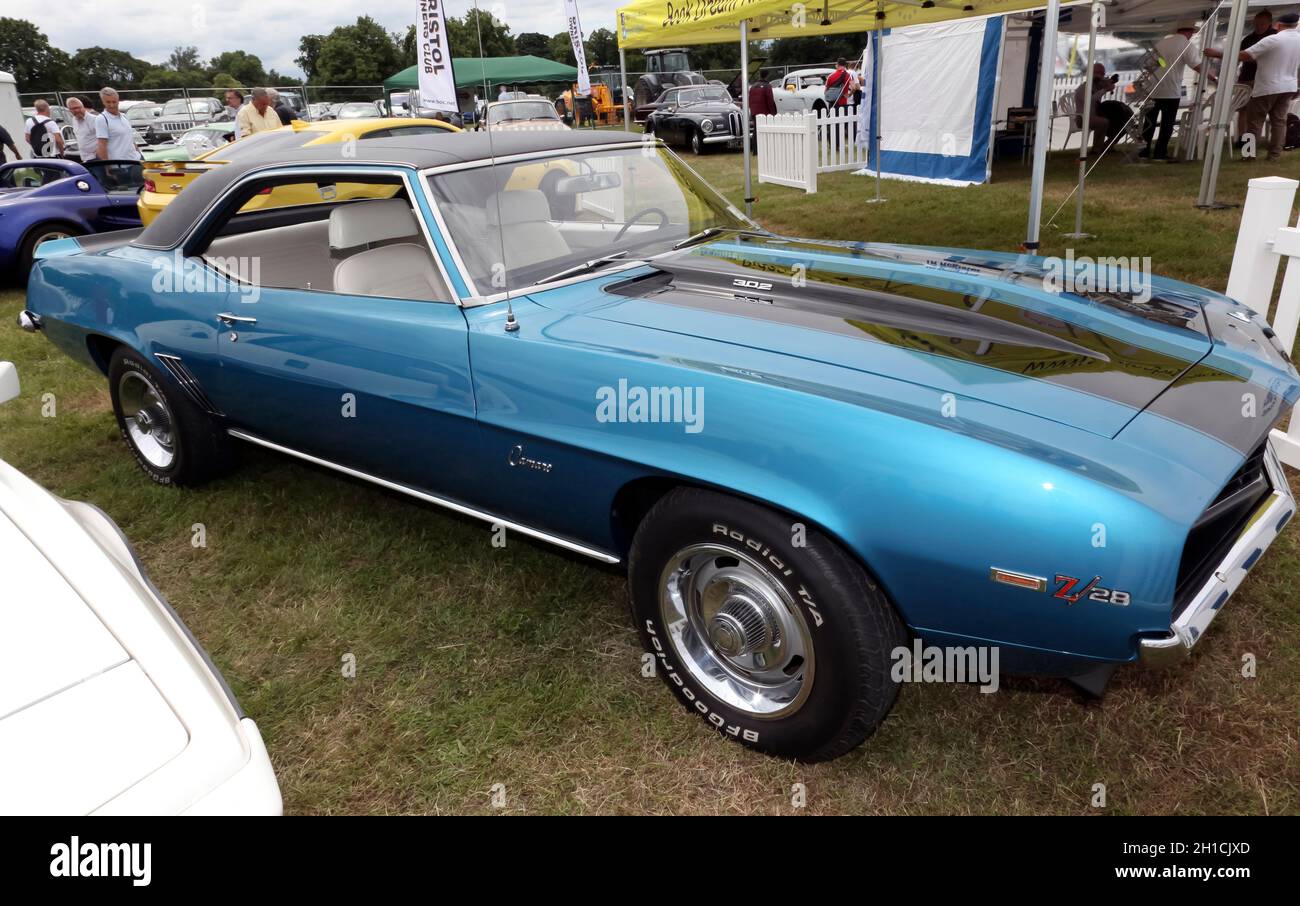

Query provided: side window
[199,174,452,302]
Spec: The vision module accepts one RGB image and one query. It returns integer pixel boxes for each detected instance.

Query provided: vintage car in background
[483,98,568,132]
[0,361,281,814]
[773,67,837,113]
[644,85,744,154]
[19,131,1299,761]
[137,117,461,224]
[142,122,238,162]
[0,158,143,278]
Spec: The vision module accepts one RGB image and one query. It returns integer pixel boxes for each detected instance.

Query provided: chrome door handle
[217,312,257,325]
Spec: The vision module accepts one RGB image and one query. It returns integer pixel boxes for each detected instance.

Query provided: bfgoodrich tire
[629,487,906,761]
[108,348,230,487]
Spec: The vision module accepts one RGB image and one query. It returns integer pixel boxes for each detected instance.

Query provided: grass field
[2,146,1298,814]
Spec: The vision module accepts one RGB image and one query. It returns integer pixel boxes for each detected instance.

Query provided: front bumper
[703,133,742,145]
[1140,442,1295,667]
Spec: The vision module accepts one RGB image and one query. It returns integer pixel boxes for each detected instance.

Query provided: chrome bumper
[703,133,741,144]
[1140,442,1295,668]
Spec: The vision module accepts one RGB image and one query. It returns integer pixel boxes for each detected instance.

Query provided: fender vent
[155,353,223,416]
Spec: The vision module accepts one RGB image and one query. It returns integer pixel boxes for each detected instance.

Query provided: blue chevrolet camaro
[0,158,144,278]
[20,131,1298,760]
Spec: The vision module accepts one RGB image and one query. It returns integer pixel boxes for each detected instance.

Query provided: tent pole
[1197,0,1248,208]
[1024,0,1061,250]
[1064,0,1100,239]
[866,23,886,205]
[1184,8,1215,161]
[741,19,754,217]
[620,47,630,132]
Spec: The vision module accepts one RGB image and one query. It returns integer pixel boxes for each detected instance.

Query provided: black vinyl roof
[136,129,639,249]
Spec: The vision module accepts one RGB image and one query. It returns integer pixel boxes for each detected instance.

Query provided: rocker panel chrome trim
[226,429,621,564]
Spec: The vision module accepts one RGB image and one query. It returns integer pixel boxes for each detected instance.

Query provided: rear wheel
[108,348,230,487]
[629,487,906,761]
[18,222,83,280]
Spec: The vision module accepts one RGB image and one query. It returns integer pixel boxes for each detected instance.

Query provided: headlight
[701,119,714,133]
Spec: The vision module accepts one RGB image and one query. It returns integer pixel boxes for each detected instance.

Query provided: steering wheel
[613,206,669,244]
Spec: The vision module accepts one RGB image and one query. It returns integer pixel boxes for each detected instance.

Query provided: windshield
[161,99,205,116]
[672,87,731,106]
[489,101,558,124]
[127,106,157,122]
[427,146,752,294]
[180,127,230,155]
[338,102,380,117]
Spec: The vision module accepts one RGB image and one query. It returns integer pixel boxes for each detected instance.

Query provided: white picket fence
[1228,176,1300,469]
[756,106,869,194]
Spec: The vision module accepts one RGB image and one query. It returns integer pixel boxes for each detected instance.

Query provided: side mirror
[0,361,19,405]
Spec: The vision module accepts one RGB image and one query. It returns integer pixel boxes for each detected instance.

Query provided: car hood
[554,234,1299,444]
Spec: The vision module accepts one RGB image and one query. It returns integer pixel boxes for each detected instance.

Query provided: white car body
[0,362,281,816]
[773,68,835,113]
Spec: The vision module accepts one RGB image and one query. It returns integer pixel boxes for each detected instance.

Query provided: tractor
[633,48,706,122]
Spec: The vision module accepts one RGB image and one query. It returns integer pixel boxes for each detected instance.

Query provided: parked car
[126,103,165,142]
[484,98,568,131]
[137,117,460,224]
[143,122,238,162]
[19,131,1299,761]
[306,102,336,121]
[0,158,143,278]
[773,67,835,113]
[335,101,384,120]
[644,85,743,154]
[154,97,223,139]
[0,361,281,814]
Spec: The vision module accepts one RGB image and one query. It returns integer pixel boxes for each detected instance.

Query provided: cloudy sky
[9,0,625,76]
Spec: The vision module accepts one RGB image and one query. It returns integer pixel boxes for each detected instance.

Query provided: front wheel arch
[18,219,84,276]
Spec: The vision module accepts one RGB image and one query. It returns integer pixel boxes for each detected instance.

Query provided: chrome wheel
[34,229,71,248]
[659,543,815,719]
[118,370,176,469]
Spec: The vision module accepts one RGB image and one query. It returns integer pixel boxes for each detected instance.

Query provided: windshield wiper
[672,227,767,251]
[533,251,633,285]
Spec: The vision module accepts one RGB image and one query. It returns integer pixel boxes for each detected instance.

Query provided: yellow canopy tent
[612,0,1075,247]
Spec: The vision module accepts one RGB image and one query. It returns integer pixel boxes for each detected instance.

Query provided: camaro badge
[989,568,1130,606]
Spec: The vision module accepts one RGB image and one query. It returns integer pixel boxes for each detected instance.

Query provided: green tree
[211,72,240,89]
[313,16,403,85]
[515,32,550,58]
[447,10,514,59]
[166,46,202,72]
[585,28,618,68]
[140,68,205,90]
[296,34,325,82]
[547,32,575,66]
[206,51,267,88]
[0,18,70,91]
[67,46,155,91]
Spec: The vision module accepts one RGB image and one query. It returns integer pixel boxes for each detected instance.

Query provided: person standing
[24,99,64,158]
[237,88,283,138]
[1141,21,1220,161]
[1236,10,1275,143]
[267,88,294,125]
[0,124,19,162]
[66,97,99,161]
[1240,12,1300,161]
[824,59,854,109]
[214,88,244,123]
[94,88,141,160]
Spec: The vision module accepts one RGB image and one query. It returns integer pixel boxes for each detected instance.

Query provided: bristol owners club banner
[564,0,592,95]
[417,0,458,112]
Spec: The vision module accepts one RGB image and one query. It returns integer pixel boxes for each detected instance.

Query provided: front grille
[728,111,741,138]
[1172,442,1271,616]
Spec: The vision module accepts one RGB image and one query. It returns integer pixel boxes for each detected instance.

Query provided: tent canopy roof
[616,0,1067,48]
[384,55,579,92]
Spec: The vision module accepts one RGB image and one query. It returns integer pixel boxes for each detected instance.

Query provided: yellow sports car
[138,118,460,225]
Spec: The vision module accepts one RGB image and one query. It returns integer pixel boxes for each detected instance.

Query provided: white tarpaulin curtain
[857,18,1006,186]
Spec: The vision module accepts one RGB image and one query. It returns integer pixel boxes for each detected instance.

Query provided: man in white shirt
[65,97,99,161]
[23,99,64,158]
[1141,21,1220,161]
[94,87,142,160]
[1241,12,1300,160]
[236,88,282,138]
